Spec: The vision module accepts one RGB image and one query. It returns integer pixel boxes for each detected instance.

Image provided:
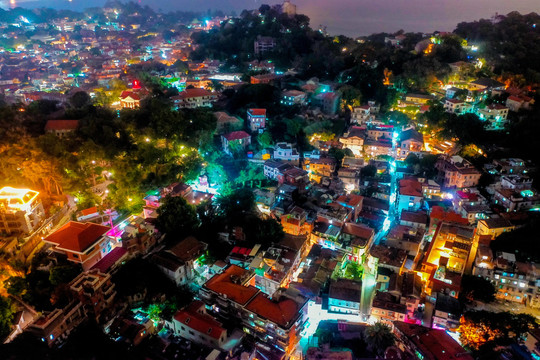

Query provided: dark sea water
[3,0,540,36]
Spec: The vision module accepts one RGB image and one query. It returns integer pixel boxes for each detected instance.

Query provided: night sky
[3,0,540,36]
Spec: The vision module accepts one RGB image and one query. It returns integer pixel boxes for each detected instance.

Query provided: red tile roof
[399,178,422,197]
[429,206,468,225]
[174,301,226,340]
[90,246,127,273]
[337,194,363,207]
[248,108,266,116]
[178,88,212,99]
[203,265,258,306]
[45,120,79,131]
[394,321,473,360]
[487,104,508,110]
[120,91,140,100]
[456,191,478,201]
[507,95,523,103]
[223,131,250,141]
[44,221,110,253]
[342,223,373,240]
[244,293,299,328]
[80,206,98,216]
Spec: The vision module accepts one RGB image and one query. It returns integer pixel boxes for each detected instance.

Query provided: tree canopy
[155,195,199,240]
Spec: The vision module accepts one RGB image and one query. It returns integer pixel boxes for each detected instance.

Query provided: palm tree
[364,322,395,356]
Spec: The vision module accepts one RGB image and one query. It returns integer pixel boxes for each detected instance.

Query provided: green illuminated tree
[0,296,16,341]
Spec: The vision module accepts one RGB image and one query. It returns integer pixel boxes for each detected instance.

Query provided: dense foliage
[459,311,536,353]
[455,12,540,82]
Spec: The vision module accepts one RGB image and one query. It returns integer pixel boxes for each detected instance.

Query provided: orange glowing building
[419,222,477,297]
[0,186,45,235]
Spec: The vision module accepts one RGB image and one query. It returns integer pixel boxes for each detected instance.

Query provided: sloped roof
[174,301,226,340]
[248,108,266,116]
[244,293,300,328]
[400,128,423,144]
[471,78,504,88]
[399,178,422,197]
[223,131,250,141]
[45,119,79,131]
[44,221,109,253]
[203,265,258,306]
[178,88,212,99]
[168,236,207,262]
[80,206,98,216]
[342,223,373,241]
[394,321,473,360]
[119,91,140,100]
[91,246,127,273]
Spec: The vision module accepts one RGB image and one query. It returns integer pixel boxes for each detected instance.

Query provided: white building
[328,279,361,315]
[443,99,473,114]
[273,142,300,162]
[477,104,509,130]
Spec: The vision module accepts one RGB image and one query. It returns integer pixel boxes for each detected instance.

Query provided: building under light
[0,186,45,235]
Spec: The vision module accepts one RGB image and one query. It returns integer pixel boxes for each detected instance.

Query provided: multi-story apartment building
[0,186,45,235]
[476,218,515,241]
[172,88,217,108]
[243,289,308,356]
[281,206,312,236]
[69,269,116,323]
[254,36,276,55]
[328,279,361,315]
[339,222,374,260]
[477,104,509,130]
[474,252,540,308]
[397,178,423,214]
[351,105,372,124]
[443,98,473,114]
[247,108,266,132]
[199,265,308,358]
[251,244,301,296]
[393,322,474,360]
[436,155,481,189]
[273,142,300,163]
[420,222,477,297]
[152,236,208,286]
[371,291,408,325]
[363,139,393,158]
[493,188,540,212]
[339,126,366,156]
[366,125,394,141]
[313,91,340,115]
[221,131,251,156]
[305,157,337,178]
[281,90,307,106]
[500,175,534,190]
[398,128,423,159]
[432,293,462,331]
[171,301,229,350]
[27,301,86,347]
